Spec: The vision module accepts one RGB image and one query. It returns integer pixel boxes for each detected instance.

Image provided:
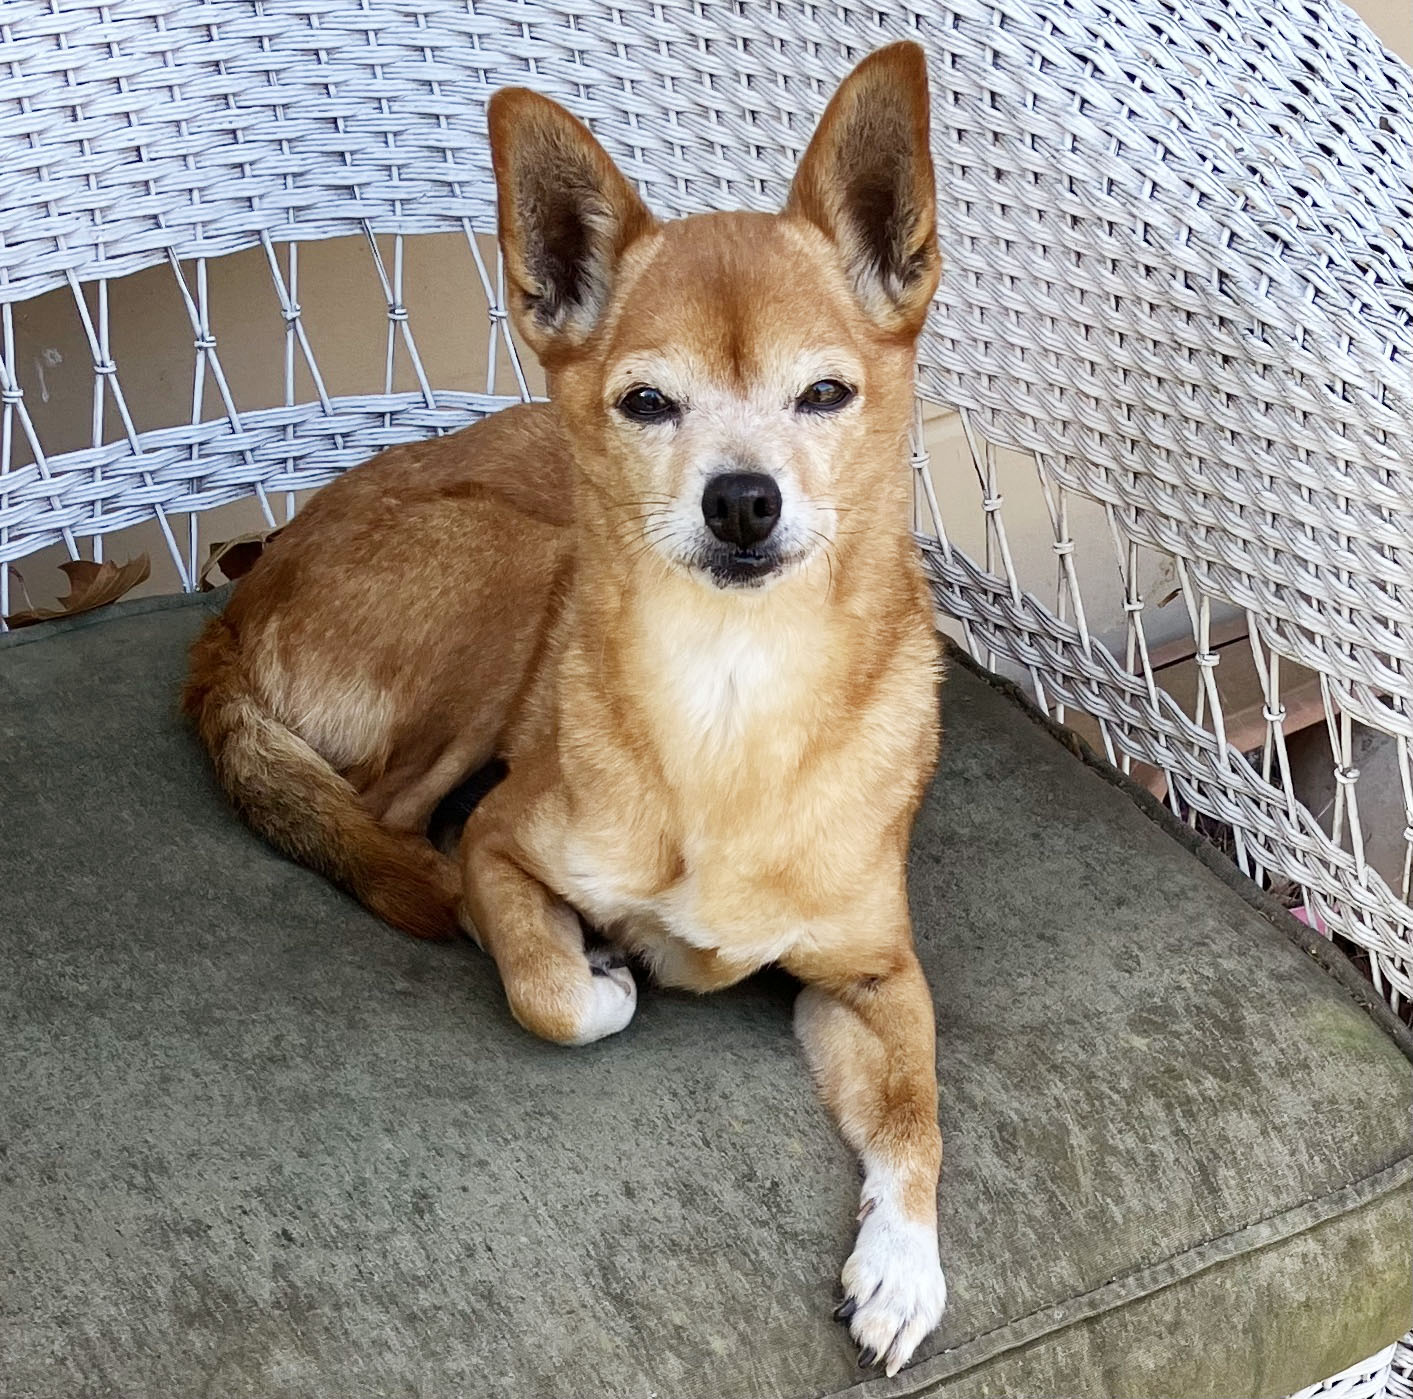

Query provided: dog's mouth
[667,527,820,590]
[704,546,787,588]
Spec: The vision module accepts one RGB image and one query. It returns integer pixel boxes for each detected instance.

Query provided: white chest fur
[557,831,796,981]
[556,836,651,931]
[656,610,798,748]
[554,580,852,973]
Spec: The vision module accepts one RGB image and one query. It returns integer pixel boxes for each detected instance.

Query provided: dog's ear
[488,89,656,361]
[786,42,939,336]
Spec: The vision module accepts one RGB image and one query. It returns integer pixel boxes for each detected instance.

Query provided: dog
[184,41,947,1375]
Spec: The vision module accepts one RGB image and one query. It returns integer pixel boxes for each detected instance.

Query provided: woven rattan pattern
[0,0,1408,727]
[1291,1343,1404,1399]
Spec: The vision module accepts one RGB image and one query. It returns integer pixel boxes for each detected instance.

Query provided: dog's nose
[701,472,782,548]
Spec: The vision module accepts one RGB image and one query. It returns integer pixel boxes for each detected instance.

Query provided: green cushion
[2,593,1408,1399]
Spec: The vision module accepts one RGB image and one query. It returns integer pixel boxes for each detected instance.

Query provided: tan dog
[185,42,946,1374]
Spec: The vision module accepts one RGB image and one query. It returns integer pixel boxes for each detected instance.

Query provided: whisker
[610,494,676,512]
[624,523,687,564]
[805,527,839,599]
[614,515,679,546]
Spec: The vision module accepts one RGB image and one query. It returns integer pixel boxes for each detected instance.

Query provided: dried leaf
[4,554,150,629]
[199,528,282,590]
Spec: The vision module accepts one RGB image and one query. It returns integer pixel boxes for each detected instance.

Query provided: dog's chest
[654,616,804,750]
[559,829,703,937]
[557,820,793,969]
[557,838,660,931]
[555,610,844,961]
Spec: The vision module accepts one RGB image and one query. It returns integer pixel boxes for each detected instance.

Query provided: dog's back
[183,401,574,936]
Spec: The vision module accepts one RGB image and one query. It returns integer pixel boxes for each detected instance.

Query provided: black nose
[701,472,782,548]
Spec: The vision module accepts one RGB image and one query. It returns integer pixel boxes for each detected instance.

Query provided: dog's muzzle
[701,471,785,586]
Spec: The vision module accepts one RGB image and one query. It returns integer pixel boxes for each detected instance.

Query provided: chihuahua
[185,41,947,1375]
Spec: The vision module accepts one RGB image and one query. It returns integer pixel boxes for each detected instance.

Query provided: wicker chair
[0,1,1408,1395]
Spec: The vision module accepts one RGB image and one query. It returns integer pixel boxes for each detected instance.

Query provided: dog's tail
[182,615,462,939]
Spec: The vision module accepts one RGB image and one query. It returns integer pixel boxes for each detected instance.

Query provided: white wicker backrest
[2,0,1412,1027]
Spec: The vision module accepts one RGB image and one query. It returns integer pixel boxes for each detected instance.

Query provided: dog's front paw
[836,1198,946,1377]
[567,948,638,1045]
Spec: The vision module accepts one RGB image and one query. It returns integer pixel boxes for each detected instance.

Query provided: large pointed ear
[488,88,656,362]
[786,42,940,336]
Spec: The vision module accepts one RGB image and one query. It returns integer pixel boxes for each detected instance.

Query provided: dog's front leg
[461,807,637,1047]
[788,940,945,1376]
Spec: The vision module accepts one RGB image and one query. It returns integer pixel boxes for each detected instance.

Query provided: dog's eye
[617,386,677,422]
[797,379,854,412]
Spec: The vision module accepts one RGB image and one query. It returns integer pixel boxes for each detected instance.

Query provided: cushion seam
[833,1152,1413,1398]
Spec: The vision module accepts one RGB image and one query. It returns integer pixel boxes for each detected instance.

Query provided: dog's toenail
[858,1347,878,1368]
[835,1298,858,1322]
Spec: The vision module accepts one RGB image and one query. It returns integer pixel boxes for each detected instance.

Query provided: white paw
[567,949,637,1045]
[837,1196,947,1377]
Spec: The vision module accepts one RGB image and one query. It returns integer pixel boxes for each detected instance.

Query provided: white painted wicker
[1291,1342,1405,1399]
[0,0,1407,1391]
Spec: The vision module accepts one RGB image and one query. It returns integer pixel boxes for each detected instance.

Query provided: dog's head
[489,43,938,591]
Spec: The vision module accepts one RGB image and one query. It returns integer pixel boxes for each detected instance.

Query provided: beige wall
[5,234,543,614]
[5,0,1406,630]
[1361,0,1412,58]
[14,233,539,459]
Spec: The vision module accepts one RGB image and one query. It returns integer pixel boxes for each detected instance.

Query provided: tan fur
[186,41,949,1375]
[183,406,573,937]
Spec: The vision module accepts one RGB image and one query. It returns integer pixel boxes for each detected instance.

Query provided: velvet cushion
[2,594,1408,1398]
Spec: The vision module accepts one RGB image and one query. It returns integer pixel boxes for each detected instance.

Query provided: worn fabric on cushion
[0,594,1408,1399]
